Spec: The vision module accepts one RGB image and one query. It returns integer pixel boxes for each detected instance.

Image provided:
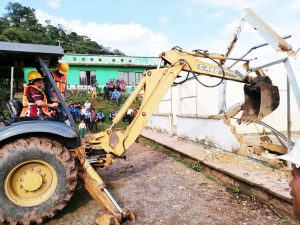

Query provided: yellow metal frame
[87,61,185,158]
[74,147,135,225]
[86,49,260,159]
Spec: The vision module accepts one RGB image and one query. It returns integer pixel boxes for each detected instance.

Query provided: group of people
[103,85,121,105]
[107,78,126,92]
[67,99,117,138]
[68,83,98,98]
[102,79,128,105]
[21,62,69,119]
[67,79,126,105]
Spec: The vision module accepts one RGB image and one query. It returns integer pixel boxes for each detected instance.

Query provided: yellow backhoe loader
[0,8,298,225]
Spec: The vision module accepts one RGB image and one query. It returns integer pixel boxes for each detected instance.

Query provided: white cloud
[36,10,171,56]
[208,10,225,19]
[192,0,273,11]
[182,7,195,19]
[286,0,300,12]
[44,0,61,9]
[158,16,169,24]
[186,6,300,70]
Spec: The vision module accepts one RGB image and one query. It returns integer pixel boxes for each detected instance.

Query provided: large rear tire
[0,137,78,225]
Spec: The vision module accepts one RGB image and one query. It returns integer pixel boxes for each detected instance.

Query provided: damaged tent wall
[146,69,300,152]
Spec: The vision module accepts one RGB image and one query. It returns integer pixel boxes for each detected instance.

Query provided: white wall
[176,117,240,151]
[148,114,171,133]
[150,69,300,134]
[146,68,300,150]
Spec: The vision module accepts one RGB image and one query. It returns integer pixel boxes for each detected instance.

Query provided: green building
[24,54,160,92]
[62,54,160,91]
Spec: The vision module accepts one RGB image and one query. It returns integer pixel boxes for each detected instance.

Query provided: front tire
[0,137,77,225]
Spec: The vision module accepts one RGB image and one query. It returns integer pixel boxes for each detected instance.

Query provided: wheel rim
[4,160,58,207]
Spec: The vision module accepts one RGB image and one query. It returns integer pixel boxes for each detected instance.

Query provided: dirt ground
[45,143,287,225]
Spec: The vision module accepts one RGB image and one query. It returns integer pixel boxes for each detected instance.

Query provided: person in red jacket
[24,71,58,117]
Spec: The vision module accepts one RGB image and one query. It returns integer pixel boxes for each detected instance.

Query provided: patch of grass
[204,173,219,183]
[225,185,240,193]
[193,161,203,172]
[282,218,291,225]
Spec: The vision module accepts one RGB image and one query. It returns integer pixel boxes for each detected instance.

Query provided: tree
[5,2,38,28]
[0,2,125,55]
[2,28,25,42]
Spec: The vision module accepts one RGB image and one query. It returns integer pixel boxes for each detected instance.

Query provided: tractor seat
[6,99,23,118]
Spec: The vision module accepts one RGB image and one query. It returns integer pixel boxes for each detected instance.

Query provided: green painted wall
[67,65,145,86]
[24,66,146,91]
[24,54,160,92]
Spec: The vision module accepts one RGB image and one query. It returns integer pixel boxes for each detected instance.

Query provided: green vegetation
[193,161,203,172]
[0,2,124,55]
[225,185,240,193]
[282,218,291,225]
[66,91,139,131]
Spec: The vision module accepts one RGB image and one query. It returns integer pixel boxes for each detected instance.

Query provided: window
[73,57,76,61]
[118,72,134,86]
[80,71,96,85]
[112,59,115,62]
[82,58,85,61]
[135,72,143,85]
[98,58,102,62]
[121,59,124,62]
[90,58,94,61]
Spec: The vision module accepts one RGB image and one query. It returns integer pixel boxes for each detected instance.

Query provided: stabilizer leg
[75,148,136,225]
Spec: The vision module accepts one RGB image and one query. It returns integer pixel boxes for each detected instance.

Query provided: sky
[0,0,299,60]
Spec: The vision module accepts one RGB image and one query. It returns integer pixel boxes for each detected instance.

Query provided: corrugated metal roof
[0,42,64,55]
[0,42,64,68]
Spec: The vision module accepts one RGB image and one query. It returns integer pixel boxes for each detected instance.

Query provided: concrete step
[141,129,298,223]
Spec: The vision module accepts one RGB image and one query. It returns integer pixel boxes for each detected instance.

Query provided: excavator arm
[74,7,300,225]
[75,48,280,225]
[87,48,279,157]
[74,62,185,225]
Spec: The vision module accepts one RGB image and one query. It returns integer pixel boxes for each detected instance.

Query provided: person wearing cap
[278,140,300,215]
[43,62,69,119]
[44,62,69,103]
[23,71,58,117]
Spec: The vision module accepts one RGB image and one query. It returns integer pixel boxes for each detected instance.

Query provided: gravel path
[45,143,285,225]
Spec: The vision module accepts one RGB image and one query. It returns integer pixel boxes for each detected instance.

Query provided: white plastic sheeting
[147,115,240,152]
[176,117,240,152]
[146,69,299,152]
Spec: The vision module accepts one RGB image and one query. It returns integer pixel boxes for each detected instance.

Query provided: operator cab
[0,42,76,128]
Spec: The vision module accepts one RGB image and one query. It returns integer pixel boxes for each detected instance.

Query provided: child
[79,120,87,139]
[96,110,105,123]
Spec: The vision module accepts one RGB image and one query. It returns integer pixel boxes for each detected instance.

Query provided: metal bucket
[240,76,280,124]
